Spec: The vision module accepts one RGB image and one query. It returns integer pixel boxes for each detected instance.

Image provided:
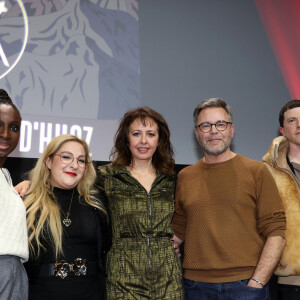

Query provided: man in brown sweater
[172,98,286,300]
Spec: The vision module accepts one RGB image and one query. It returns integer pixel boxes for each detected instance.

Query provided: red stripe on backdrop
[255,0,300,99]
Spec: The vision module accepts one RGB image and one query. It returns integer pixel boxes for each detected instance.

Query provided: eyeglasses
[195,120,232,133]
[55,152,88,168]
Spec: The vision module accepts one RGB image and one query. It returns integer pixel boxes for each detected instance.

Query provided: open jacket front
[263,136,300,276]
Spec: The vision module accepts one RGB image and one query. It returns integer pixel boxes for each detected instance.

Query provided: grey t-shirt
[291,161,300,185]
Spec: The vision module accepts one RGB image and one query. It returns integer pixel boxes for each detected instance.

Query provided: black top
[25,187,109,300]
[42,188,98,263]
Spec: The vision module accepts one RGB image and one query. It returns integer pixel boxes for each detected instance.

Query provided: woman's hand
[14,180,30,198]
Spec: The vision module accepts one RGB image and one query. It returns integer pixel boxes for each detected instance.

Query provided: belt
[39,258,98,279]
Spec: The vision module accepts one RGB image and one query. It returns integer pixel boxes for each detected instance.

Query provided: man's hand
[247,278,264,289]
[170,234,183,258]
[170,239,181,258]
[248,236,285,287]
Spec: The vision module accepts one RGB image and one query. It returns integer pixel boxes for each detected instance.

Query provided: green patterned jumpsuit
[97,163,184,299]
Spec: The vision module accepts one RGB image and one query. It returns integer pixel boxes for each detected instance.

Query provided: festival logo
[1,0,140,120]
[0,0,28,79]
[2,0,139,160]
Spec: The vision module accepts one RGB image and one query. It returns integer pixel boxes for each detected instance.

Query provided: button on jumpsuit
[97,163,184,299]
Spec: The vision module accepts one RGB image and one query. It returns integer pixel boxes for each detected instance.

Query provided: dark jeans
[184,278,269,300]
[278,283,300,300]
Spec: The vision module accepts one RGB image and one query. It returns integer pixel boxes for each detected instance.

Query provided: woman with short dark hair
[0,89,29,300]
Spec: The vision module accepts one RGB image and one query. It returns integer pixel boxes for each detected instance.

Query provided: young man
[172,97,286,300]
[263,100,300,300]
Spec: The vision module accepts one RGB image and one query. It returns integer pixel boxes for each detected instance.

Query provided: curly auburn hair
[110,107,175,175]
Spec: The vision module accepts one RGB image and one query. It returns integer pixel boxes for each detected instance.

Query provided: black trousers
[278,283,300,300]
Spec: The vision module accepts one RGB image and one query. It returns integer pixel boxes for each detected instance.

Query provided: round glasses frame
[195,120,232,133]
[55,152,89,168]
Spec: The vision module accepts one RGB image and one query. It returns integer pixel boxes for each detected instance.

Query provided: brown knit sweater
[172,154,286,283]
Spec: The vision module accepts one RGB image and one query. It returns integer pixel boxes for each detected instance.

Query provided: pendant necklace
[60,189,75,227]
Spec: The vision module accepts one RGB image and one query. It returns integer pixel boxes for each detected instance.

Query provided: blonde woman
[24,134,109,300]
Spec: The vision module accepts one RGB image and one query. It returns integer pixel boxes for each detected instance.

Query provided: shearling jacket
[263,136,300,276]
